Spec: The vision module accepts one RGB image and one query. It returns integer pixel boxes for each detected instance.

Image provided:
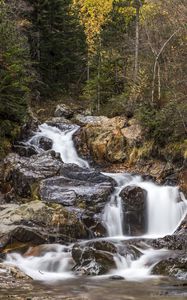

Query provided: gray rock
[39,175,113,209]
[72,241,117,275]
[153,251,187,280]
[54,104,73,119]
[120,186,147,236]
[39,137,53,151]
[3,152,62,198]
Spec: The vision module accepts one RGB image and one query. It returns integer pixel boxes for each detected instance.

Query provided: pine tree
[28,0,87,96]
[0,1,30,157]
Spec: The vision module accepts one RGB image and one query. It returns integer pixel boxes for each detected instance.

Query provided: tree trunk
[134,5,140,82]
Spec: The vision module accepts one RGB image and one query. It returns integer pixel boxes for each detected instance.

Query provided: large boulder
[72,241,117,275]
[39,175,113,208]
[54,104,74,119]
[119,186,147,236]
[0,201,87,253]
[2,152,62,199]
[39,165,115,237]
[73,116,143,164]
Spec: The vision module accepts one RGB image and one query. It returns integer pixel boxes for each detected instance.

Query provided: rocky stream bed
[0,104,187,299]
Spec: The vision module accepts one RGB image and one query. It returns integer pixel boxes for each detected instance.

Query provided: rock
[119,186,147,235]
[39,173,113,237]
[73,116,137,164]
[54,104,74,119]
[59,163,115,185]
[72,241,117,275]
[2,152,62,198]
[39,137,53,151]
[153,252,187,280]
[12,143,38,157]
[121,123,142,146]
[46,117,72,130]
[150,234,187,251]
[0,263,31,280]
[0,201,87,251]
[19,112,40,141]
[39,173,113,209]
[109,275,124,280]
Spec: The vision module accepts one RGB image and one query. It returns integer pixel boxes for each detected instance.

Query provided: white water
[27,123,89,168]
[110,248,170,281]
[5,244,74,281]
[5,122,187,282]
[103,173,142,237]
[103,173,187,238]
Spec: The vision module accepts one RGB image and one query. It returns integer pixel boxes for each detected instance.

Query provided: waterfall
[5,122,187,282]
[27,123,89,168]
[138,181,187,237]
[103,173,187,238]
[103,173,142,237]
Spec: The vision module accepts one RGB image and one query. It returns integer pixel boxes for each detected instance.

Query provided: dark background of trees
[0,0,186,158]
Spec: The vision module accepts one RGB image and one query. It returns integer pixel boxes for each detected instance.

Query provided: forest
[0,0,186,160]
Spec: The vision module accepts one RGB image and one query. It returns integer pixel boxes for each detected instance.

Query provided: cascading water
[4,122,187,282]
[103,173,142,237]
[5,244,74,281]
[103,173,187,238]
[26,123,89,168]
[138,181,187,237]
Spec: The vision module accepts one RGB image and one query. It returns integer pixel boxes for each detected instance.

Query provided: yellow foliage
[73,0,113,53]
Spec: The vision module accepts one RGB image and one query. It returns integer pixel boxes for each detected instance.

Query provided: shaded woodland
[0,0,186,159]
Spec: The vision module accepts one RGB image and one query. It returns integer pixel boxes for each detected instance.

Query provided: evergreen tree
[0,1,30,157]
[28,0,87,96]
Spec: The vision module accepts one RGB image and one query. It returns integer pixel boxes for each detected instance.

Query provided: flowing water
[4,123,187,291]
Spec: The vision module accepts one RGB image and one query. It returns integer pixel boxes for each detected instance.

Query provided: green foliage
[136,100,187,146]
[0,2,30,158]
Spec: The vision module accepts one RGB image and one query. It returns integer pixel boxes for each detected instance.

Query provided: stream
[3,123,187,299]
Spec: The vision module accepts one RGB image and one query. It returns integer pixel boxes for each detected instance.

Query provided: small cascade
[111,248,170,281]
[5,244,74,281]
[27,123,89,168]
[103,173,142,237]
[138,181,187,237]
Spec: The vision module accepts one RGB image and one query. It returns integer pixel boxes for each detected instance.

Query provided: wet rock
[109,275,124,280]
[2,152,62,198]
[12,143,38,157]
[39,137,53,151]
[72,241,116,275]
[120,186,147,236]
[59,163,115,185]
[39,175,113,209]
[150,234,187,251]
[153,252,187,280]
[54,104,74,119]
